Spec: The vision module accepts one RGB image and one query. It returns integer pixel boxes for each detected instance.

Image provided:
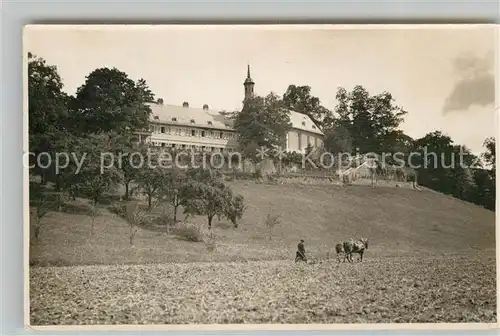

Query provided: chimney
[182,101,189,108]
[203,104,209,110]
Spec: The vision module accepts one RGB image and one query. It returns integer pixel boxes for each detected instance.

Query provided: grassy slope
[30,181,496,266]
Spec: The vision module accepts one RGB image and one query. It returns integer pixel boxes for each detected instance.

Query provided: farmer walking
[295,239,307,262]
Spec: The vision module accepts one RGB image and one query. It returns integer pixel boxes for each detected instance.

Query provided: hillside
[30,181,496,266]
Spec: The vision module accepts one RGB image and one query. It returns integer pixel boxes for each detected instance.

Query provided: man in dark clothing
[295,239,307,262]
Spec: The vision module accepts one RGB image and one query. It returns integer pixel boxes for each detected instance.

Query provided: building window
[201,131,206,137]
[191,130,196,136]
[190,119,195,124]
[161,126,166,133]
[172,144,176,149]
[161,143,165,147]
[172,117,177,122]
[302,121,306,126]
[312,125,316,129]
[208,121,213,126]
[219,132,223,139]
[182,144,186,149]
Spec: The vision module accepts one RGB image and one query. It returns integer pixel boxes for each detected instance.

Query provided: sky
[24,25,497,154]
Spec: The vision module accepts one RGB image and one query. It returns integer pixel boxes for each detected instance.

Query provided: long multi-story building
[142,65,324,154]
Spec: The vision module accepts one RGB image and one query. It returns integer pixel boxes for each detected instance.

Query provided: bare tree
[264,213,281,240]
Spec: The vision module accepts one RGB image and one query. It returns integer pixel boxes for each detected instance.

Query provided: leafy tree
[218,110,239,119]
[323,121,353,154]
[482,137,495,171]
[413,132,481,201]
[135,158,170,210]
[182,168,244,229]
[235,93,292,162]
[158,168,189,222]
[407,132,496,210]
[472,168,495,210]
[413,131,456,193]
[73,67,155,134]
[477,137,496,210]
[330,86,407,154]
[28,53,72,183]
[70,133,122,233]
[378,130,414,164]
[112,134,148,200]
[225,194,245,228]
[29,184,65,241]
[28,52,69,143]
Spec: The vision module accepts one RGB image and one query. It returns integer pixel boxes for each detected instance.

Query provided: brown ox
[342,237,369,262]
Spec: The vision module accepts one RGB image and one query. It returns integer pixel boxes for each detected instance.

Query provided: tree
[124,201,147,246]
[28,53,69,143]
[28,53,72,183]
[472,168,495,211]
[135,156,170,210]
[477,137,496,210]
[158,168,189,222]
[413,132,481,201]
[264,213,281,240]
[413,131,456,193]
[235,93,292,162]
[112,134,148,200]
[225,194,245,228]
[482,137,495,171]
[73,67,155,134]
[70,133,122,234]
[182,168,244,229]
[323,121,353,154]
[282,85,333,129]
[330,86,407,154]
[29,184,64,241]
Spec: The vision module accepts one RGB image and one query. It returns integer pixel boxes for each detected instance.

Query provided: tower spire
[244,63,255,100]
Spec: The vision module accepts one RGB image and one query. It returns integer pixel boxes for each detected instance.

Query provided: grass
[30,181,496,266]
[30,253,496,324]
[29,180,497,324]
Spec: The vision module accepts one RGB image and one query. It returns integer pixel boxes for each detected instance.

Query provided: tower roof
[244,64,254,84]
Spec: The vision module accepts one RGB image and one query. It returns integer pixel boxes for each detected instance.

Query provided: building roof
[288,110,324,135]
[148,103,233,131]
[147,103,324,136]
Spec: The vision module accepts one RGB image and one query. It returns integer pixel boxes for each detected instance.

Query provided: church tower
[244,64,255,100]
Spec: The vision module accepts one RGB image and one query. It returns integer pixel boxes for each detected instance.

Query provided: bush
[154,213,176,226]
[174,223,203,242]
[153,211,177,234]
[108,204,127,218]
